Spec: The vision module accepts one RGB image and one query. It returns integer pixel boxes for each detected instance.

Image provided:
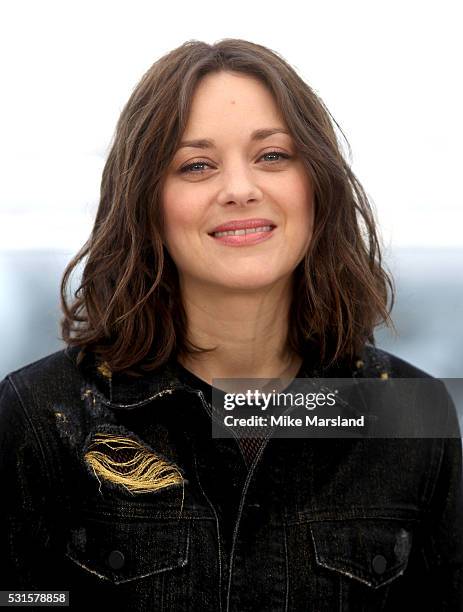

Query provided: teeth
[213,225,273,238]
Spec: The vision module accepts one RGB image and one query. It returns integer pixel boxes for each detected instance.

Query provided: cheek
[285,167,314,213]
[163,190,202,244]
[291,183,314,229]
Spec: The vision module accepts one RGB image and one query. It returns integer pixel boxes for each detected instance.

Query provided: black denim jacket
[0,342,462,611]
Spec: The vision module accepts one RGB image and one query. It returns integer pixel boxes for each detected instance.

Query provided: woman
[1,39,461,611]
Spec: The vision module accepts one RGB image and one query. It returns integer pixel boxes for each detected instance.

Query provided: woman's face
[161,70,314,294]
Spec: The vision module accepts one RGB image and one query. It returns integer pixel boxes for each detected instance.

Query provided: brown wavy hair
[60,38,395,376]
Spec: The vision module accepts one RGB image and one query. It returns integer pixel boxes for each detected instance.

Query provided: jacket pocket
[284,516,415,611]
[65,516,190,585]
[309,518,413,588]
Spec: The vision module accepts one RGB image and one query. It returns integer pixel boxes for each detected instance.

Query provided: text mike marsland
[224,414,366,428]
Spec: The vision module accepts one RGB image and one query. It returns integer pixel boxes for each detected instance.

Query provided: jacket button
[107,550,125,570]
[371,554,387,575]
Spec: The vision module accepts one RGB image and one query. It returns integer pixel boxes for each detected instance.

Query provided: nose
[216,158,264,208]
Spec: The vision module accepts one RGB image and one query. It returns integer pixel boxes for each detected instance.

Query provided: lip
[208,218,277,234]
[208,225,276,247]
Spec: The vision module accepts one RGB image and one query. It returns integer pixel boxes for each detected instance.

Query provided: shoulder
[359,344,461,439]
[5,346,77,382]
[358,344,434,379]
[1,347,84,418]
[0,350,77,480]
[5,347,77,384]
[0,347,92,489]
[0,350,85,524]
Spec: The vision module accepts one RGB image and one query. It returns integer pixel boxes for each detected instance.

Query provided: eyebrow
[177,127,291,150]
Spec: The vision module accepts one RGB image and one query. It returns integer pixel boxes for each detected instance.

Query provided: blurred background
[0,1,461,423]
[1,247,462,380]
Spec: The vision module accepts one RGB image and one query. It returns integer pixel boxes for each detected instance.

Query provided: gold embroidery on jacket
[84,433,185,511]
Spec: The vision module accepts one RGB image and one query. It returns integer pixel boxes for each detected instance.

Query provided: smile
[208,225,276,247]
[212,225,273,237]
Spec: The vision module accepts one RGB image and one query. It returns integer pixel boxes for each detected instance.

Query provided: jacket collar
[66,339,354,410]
[66,345,185,408]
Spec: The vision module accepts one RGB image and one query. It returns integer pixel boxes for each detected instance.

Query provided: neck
[176,276,303,385]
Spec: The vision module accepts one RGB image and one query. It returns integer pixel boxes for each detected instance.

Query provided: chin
[213,274,285,291]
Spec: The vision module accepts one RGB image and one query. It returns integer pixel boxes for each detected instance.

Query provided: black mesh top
[174,359,307,468]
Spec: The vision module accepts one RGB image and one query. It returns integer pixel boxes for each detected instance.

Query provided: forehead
[182,71,286,135]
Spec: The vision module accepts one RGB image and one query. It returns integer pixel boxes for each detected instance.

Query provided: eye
[179,151,291,174]
[260,151,291,163]
[179,160,212,174]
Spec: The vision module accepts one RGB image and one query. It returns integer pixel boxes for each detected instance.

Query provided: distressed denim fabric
[0,342,462,611]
